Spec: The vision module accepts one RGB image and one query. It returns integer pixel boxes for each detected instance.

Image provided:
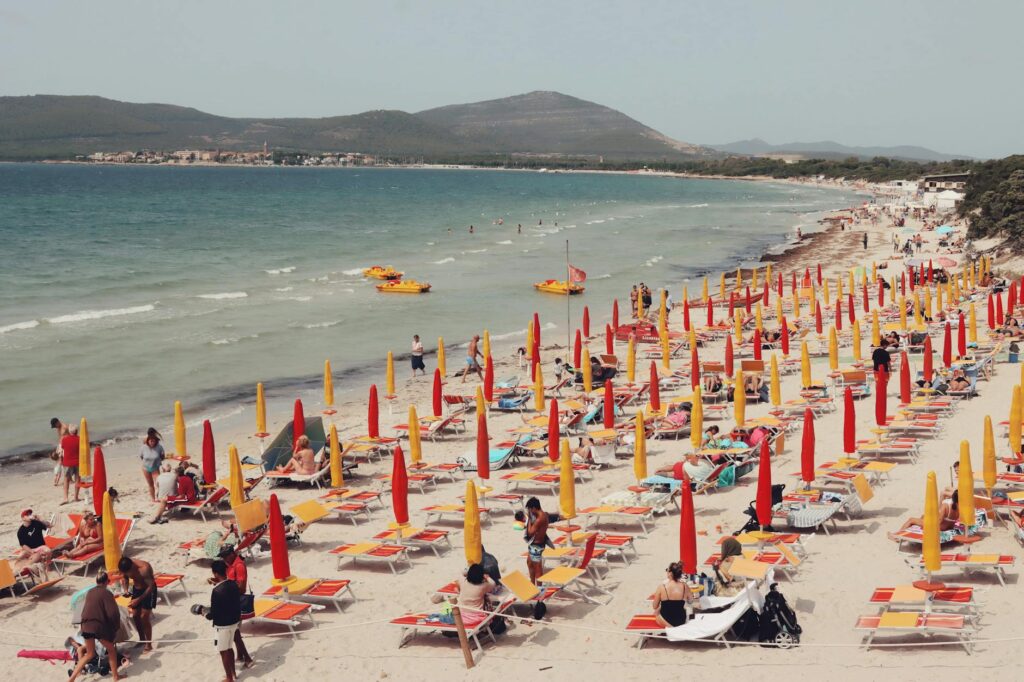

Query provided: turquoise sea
[0,164,858,455]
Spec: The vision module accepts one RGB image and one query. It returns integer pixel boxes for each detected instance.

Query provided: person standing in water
[469,225,474,234]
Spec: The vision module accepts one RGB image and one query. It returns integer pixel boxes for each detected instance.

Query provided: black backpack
[759,584,802,648]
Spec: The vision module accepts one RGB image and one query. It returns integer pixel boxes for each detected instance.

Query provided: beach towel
[17,650,70,663]
[717,465,736,488]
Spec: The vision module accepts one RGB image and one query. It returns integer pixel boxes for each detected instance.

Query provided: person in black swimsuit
[652,561,693,627]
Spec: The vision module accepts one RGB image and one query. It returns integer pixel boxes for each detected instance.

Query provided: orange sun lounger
[372,527,452,558]
[329,542,411,574]
[422,504,492,527]
[579,505,655,536]
[262,578,355,613]
[247,598,322,635]
[869,585,978,617]
[855,612,973,653]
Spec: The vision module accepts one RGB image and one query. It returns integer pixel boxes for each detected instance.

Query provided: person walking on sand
[461,335,484,383]
[411,334,426,377]
[50,417,69,486]
[118,555,157,652]
[204,559,253,680]
[68,571,122,682]
[139,428,165,503]
[60,424,81,505]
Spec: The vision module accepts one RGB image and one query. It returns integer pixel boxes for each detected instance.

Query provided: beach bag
[729,608,760,641]
[488,615,508,635]
[240,591,255,616]
[532,601,547,620]
[717,465,736,488]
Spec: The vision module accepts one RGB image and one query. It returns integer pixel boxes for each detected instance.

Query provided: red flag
[568,265,586,283]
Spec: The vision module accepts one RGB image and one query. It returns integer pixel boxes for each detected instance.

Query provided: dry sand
[3,208,1021,681]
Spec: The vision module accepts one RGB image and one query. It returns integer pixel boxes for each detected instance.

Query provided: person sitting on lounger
[278,435,316,475]
[656,453,713,482]
[453,563,496,627]
[744,374,769,401]
[57,511,103,559]
[701,425,722,448]
[149,465,198,524]
[713,537,745,597]
[570,436,595,464]
[889,490,960,541]
[13,509,52,579]
[703,373,723,394]
[652,561,693,628]
[947,370,971,394]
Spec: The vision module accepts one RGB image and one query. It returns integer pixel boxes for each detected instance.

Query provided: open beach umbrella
[101,491,120,574]
[534,363,545,412]
[228,444,244,508]
[923,472,942,575]
[958,441,975,526]
[801,407,816,484]
[983,416,997,495]
[633,411,647,482]
[875,371,888,427]
[477,408,491,478]
[437,336,447,376]
[464,481,482,566]
[843,387,855,455]
[407,405,422,466]
[603,380,615,428]
[690,387,703,449]
[293,399,306,446]
[1010,386,1022,456]
[92,446,107,518]
[649,361,661,412]
[582,306,591,338]
[828,327,839,372]
[679,473,697,575]
[202,419,216,485]
[780,316,790,356]
[582,348,593,393]
[484,355,494,402]
[706,296,715,327]
[324,360,336,414]
[899,352,912,404]
[734,370,746,428]
[835,298,843,331]
[367,386,379,439]
[391,444,409,527]
[626,337,636,384]
[683,297,691,332]
[432,369,442,417]
[255,382,269,438]
[612,299,620,331]
[942,323,952,368]
[724,335,734,378]
[173,401,186,460]
[386,352,396,398]
[957,313,966,358]
[922,336,934,384]
[800,341,811,389]
[329,424,344,486]
[268,494,294,585]
[755,440,773,529]
[605,324,614,355]
[573,330,582,370]
[546,399,559,464]
[769,354,781,406]
[690,345,700,390]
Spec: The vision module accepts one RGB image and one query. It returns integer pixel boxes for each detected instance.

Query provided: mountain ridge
[711,137,972,162]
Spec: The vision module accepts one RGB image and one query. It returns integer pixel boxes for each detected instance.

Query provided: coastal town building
[920,172,969,192]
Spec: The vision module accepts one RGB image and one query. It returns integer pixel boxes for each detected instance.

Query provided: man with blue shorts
[524,497,549,584]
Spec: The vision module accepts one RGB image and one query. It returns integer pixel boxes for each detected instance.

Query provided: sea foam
[265,266,296,275]
[0,320,41,334]
[198,292,248,300]
[47,304,156,325]
[432,257,455,265]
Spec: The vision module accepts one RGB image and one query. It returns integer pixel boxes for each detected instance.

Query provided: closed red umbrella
[432,369,442,417]
[391,445,409,525]
[987,294,995,330]
[533,313,541,347]
[781,316,790,356]
[752,329,762,361]
[92,446,107,518]
[996,293,1005,327]
[762,283,769,305]
[745,285,752,314]
[863,280,870,312]
[605,324,613,355]
[582,306,590,338]
[679,475,697,575]
[909,266,916,291]
[476,410,490,479]
[573,329,582,369]
[835,297,843,331]
[690,345,700,390]
[268,494,293,583]
[683,298,691,331]
[814,300,823,335]
[531,339,539,380]
[1010,283,1018,318]
[755,440,773,528]
[728,293,735,319]
[877,280,885,308]
[957,313,966,358]
[293,399,305,447]
[603,380,614,428]
[777,272,784,297]
[843,387,855,455]
[900,272,906,296]
[800,408,815,484]
[484,356,494,402]
[706,297,714,327]
[923,336,934,383]
[793,271,800,295]
[612,299,619,331]
[848,293,855,324]
[367,385,379,438]
[201,419,216,485]
[724,335,734,377]
[875,371,888,426]
[942,322,952,369]
[816,263,822,285]
[900,351,912,404]
[547,399,559,463]
[649,362,661,412]
[927,259,933,284]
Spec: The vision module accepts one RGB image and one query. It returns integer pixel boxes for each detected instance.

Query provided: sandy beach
[4,202,1021,682]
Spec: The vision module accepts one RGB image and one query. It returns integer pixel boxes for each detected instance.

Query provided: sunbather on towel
[278,435,316,475]
[888,490,959,541]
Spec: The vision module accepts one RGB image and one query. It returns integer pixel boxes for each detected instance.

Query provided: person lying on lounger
[56,511,103,559]
[888,490,959,541]
[655,453,713,482]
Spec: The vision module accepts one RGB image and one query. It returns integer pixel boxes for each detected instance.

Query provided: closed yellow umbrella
[534,362,545,412]
[559,439,577,520]
[474,386,486,416]
[953,273,961,301]
[661,330,671,371]
[437,337,447,376]
[889,277,896,304]
[659,290,668,334]
[407,406,422,465]
[935,281,944,312]
[228,444,245,508]
[633,410,648,482]
[582,347,593,394]
[800,341,811,389]
[913,293,923,328]
[690,387,703,449]
[101,491,121,573]
[174,400,187,459]
[734,311,743,345]
[983,415,996,496]
[958,441,975,530]
[848,269,855,295]
[256,382,268,436]
[899,296,908,330]
[823,279,830,306]
[769,354,781,406]
[626,336,636,383]
[1011,385,1022,457]
[774,296,783,322]
[526,320,534,356]
[871,309,881,347]
[755,303,763,331]
[329,424,344,487]
[752,267,759,289]
[719,272,726,300]
[702,276,709,303]
[78,417,91,478]
[828,326,839,372]
[871,261,877,282]
[323,361,336,414]
[688,327,697,352]
[734,369,746,427]
[922,472,941,574]
[852,319,863,362]
[682,286,689,311]
[483,330,491,361]
[766,263,772,284]
[969,303,978,342]
[837,275,844,299]
[386,351,396,397]
[637,291,645,320]
[735,267,743,290]
[792,291,801,320]
[924,289,933,320]
[463,481,482,565]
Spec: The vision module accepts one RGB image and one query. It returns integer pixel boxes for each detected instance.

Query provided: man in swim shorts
[461,334,484,383]
[524,497,549,584]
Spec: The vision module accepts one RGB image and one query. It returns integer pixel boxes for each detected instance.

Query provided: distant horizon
[1,1,1022,158]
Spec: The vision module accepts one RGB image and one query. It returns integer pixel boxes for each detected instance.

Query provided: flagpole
[566,239,571,356]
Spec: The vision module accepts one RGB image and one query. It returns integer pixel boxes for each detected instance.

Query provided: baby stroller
[735,484,785,534]
[759,583,802,648]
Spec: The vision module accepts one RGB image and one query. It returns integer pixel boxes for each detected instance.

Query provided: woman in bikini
[58,512,104,559]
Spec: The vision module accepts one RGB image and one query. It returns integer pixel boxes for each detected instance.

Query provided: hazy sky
[1,0,1020,158]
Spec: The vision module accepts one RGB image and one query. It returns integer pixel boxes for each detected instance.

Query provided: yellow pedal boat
[376,279,431,294]
[363,265,404,280]
[534,279,584,295]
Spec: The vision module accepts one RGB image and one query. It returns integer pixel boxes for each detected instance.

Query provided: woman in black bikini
[652,561,693,627]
